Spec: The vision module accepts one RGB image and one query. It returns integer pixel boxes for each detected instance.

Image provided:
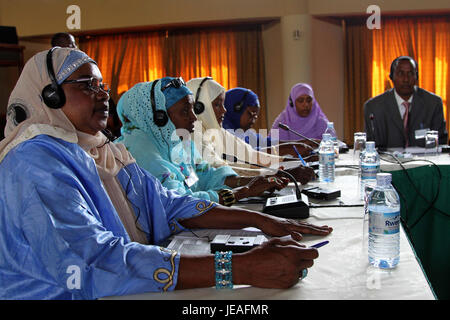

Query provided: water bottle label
[319,153,335,165]
[369,210,400,235]
[361,164,379,180]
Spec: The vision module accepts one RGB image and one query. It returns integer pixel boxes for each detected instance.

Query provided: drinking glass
[425,130,439,156]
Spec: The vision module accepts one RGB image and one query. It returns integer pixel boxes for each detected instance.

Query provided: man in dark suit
[364,56,447,149]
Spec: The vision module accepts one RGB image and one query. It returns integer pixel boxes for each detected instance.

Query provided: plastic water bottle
[368,173,400,269]
[359,141,380,200]
[319,133,335,183]
[324,122,339,158]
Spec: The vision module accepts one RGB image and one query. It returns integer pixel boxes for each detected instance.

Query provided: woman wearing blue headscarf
[224,87,315,159]
[116,78,289,205]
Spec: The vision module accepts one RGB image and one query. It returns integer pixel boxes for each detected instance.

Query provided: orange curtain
[79,25,268,129]
[80,31,165,102]
[163,28,238,90]
[371,16,450,133]
[162,25,266,129]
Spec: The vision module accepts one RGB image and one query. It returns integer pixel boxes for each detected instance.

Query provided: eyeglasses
[63,77,111,95]
[161,77,186,91]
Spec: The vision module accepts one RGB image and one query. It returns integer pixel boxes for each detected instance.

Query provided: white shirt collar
[394,87,414,118]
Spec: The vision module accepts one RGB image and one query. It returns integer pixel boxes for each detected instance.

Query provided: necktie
[403,101,410,147]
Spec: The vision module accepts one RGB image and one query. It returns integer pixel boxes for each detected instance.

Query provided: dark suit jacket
[363,88,448,149]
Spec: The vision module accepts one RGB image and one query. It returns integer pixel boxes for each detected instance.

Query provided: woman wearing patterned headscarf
[116,78,289,205]
[271,83,329,141]
[0,49,333,299]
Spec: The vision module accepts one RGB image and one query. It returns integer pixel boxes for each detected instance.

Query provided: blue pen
[310,240,329,249]
[292,145,307,166]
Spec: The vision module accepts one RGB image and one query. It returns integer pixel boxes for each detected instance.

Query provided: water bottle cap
[322,133,331,141]
[376,173,392,186]
[366,141,375,151]
[327,122,334,128]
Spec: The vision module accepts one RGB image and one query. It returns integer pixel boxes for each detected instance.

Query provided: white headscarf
[0,48,134,176]
[187,77,282,176]
[0,47,145,243]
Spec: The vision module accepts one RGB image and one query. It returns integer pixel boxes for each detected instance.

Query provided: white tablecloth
[105,161,436,300]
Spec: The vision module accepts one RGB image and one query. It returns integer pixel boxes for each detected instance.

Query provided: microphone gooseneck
[222,153,302,200]
[101,129,117,143]
[278,123,320,146]
[369,113,376,140]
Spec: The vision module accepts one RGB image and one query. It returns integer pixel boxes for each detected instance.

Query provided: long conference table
[105,150,447,300]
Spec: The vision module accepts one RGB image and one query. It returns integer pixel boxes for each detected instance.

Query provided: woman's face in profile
[294,94,313,118]
[61,62,110,135]
[240,106,259,131]
[212,92,226,126]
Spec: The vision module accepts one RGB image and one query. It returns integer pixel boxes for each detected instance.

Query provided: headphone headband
[42,47,66,109]
[234,89,250,112]
[389,56,418,80]
[46,47,58,86]
[151,79,169,127]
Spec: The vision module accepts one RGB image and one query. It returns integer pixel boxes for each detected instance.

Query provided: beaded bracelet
[214,251,233,289]
[218,189,236,207]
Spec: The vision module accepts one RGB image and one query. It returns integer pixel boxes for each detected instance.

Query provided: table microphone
[278,123,320,146]
[222,153,309,219]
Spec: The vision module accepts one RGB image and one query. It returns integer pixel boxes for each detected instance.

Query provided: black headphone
[234,89,250,112]
[193,77,212,115]
[289,95,294,108]
[389,56,418,81]
[150,79,169,127]
[42,47,66,109]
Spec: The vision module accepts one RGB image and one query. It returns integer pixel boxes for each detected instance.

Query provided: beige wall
[0,0,308,37]
[1,0,449,138]
[262,21,284,130]
[308,0,450,15]
[311,18,345,138]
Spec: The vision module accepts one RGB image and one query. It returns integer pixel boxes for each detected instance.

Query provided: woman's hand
[278,165,316,185]
[235,176,290,200]
[255,214,333,240]
[278,143,312,158]
[233,237,318,288]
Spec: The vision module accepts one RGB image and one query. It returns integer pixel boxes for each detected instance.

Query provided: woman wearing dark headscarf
[0,49,332,299]
[271,83,329,141]
[224,87,315,158]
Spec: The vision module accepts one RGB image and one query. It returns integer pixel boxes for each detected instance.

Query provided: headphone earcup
[154,109,169,127]
[289,96,294,107]
[193,101,205,115]
[42,84,66,109]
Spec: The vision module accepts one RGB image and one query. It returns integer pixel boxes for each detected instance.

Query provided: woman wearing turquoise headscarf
[116,77,289,205]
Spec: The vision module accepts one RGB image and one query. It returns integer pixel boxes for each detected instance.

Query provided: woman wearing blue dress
[0,48,332,299]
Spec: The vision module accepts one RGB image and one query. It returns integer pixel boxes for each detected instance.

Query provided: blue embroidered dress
[0,135,216,299]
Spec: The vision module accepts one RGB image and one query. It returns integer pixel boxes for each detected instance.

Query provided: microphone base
[262,194,309,219]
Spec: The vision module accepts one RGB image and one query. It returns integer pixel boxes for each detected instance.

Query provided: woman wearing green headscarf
[116,77,289,206]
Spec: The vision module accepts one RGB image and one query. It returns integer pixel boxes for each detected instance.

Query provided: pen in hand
[310,240,329,249]
[292,145,308,166]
